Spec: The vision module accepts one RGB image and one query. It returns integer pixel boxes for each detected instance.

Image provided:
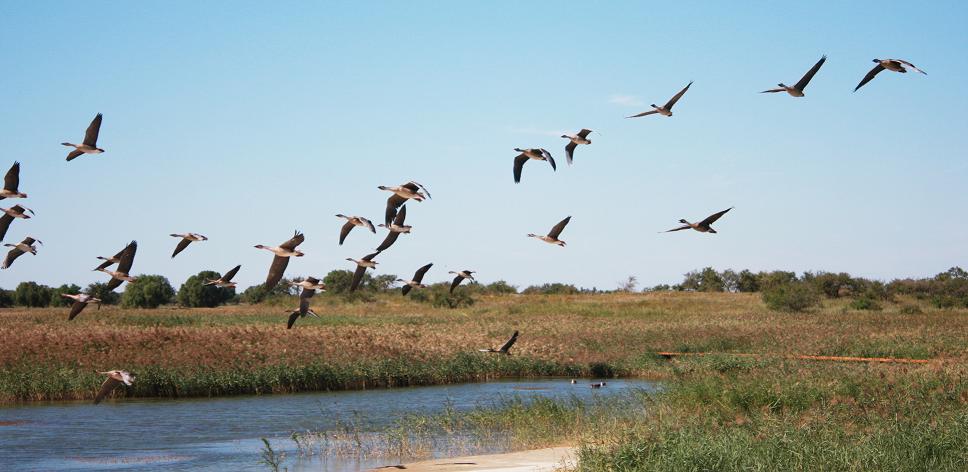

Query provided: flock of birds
[0,54,926,402]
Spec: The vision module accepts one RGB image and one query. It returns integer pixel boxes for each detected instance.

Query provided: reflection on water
[0,378,657,471]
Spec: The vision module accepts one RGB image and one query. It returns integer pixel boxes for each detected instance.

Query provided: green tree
[121,275,175,309]
[49,284,83,307]
[13,282,52,307]
[85,282,120,305]
[370,274,398,292]
[238,278,295,304]
[522,283,579,295]
[484,280,518,294]
[0,288,13,308]
[323,269,372,294]
[177,270,235,307]
[698,267,725,292]
[736,270,760,292]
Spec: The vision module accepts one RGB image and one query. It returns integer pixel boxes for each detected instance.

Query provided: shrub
[85,282,120,305]
[121,275,175,309]
[847,296,882,311]
[49,284,83,307]
[522,283,579,295]
[177,270,235,308]
[0,289,12,308]
[762,281,821,312]
[238,278,294,304]
[323,269,372,294]
[13,282,52,307]
[899,304,923,315]
[484,280,518,295]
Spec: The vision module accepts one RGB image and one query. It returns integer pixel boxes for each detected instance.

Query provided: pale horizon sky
[1,1,966,292]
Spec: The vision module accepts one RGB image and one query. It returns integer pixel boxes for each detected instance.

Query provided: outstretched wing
[544,150,557,172]
[222,264,241,282]
[565,142,577,165]
[385,194,406,225]
[66,149,85,161]
[413,263,433,283]
[68,301,87,321]
[375,231,400,252]
[401,285,412,296]
[664,81,692,109]
[171,238,192,258]
[547,216,571,239]
[393,205,407,226]
[577,129,592,138]
[513,154,528,183]
[699,207,733,227]
[499,330,519,352]
[450,275,464,293]
[794,55,826,91]
[362,218,376,233]
[83,113,103,146]
[339,221,354,245]
[350,265,367,292]
[116,241,137,275]
[896,59,926,74]
[3,162,20,193]
[265,255,289,290]
[287,310,300,329]
[663,224,692,233]
[1,247,24,269]
[362,251,380,262]
[94,376,121,404]
[280,231,304,251]
[626,110,658,118]
[854,64,884,92]
[0,213,13,242]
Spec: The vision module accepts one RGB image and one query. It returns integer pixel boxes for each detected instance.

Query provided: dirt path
[373,447,577,471]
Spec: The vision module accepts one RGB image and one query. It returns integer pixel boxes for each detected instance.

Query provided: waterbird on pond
[376,205,411,251]
[286,298,319,329]
[348,251,381,291]
[0,162,27,200]
[398,262,433,296]
[336,214,376,245]
[97,241,138,290]
[479,330,519,354]
[0,205,34,241]
[627,81,693,118]
[63,113,105,161]
[761,56,826,97]
[854,58,926,92]
[291,276,326,299]
[663,207,733,234]
[562,129,592,165]
[590,381,607,388]
[63,293,102,321]
[570,379,577,384]
[170,232,208,258]
[94,370,135,404]
[528,216,571,247]
[204,264,242,288]
[255,230,305,290]
[448,270,475,293]
[513,148,555,184]
[2,236,42,269]
[379,181,430,226]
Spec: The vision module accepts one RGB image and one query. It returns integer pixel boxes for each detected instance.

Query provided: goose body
[627,82,692,118]
[380,181,430,226]
[348,251,381,291]
[0,162,27,200]
[398,262,433,295]
[664,207,733,234]
[94,370,135,404]
[513,148,556,183]
[761,56,826,97]
[256,231,305,290]
[170,232,208,258]
[448,270,475,293]
[854,58,926,92]
[63,113,105,161]
[562,129,592,165]
[375,205,411,251]
[63,293,102,321]
[528,216,571,247]
[204,264,242,288]
[99,241,138,290]
[336,214,376,245]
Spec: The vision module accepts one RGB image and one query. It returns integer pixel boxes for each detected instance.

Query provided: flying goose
[94,244,128,271]
[398,262,433,296]
[98,241,138,290]
[63,293,102,321]
[761,56,826,97]
[94,370,135,404]
[562,129,592,165]
[204,264,242,288]
[0,205,34,242]
[255,230,305,290]
[2,236,42,269]
[170,232,208,258]
[347,251,380,292]
[375,205,411,251]
[627,82,693,118]
[63,113,105,161]
[528,216,571,247]
[286,298,319,329]
[379,181,430,226]
[854,58,926,92]
[336,214,376,245]
[479,330,519,354]
[513,148,556,184]
[664,207,733,234]
[448,270,475,293]
[290,276,326,299]
[0,162,27,200]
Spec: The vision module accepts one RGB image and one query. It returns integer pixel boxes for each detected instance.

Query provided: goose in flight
[291,276,326,299]
[348,251,380,292]
[63,293,102,321]
[286,298,319,329]
[0,162,27,200]
[398,262,433,296]
[479,330,519,354]
[528,216,571,247]
[379,181,430,226]
[94,370,135,404]
[63,113,105,161]
[94,243,129,271]
[664,207,733,234]
[562,129,592,165]
[376,205,411,251]
[204,264,242,288]
[255,230,305,290]
[513,148,556,183]
[2,236,42,269]
[627,82,692,118]
[448,270,475,293]
[170,232,208,258]
[336,214,376,245]
[854,58,926,92]
[98,241,138,290]
[0,205,34,242]
[761,56,826,97]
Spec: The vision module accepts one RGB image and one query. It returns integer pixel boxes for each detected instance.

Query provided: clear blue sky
[0,1,965,291]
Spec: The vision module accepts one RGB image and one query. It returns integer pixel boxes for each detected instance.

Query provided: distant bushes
[121,275,175,309]
[177,270,235,308]
[889,267,968,308]
[762,281,822,312]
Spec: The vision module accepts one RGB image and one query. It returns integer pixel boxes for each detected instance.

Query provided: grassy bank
[1,292,966,404]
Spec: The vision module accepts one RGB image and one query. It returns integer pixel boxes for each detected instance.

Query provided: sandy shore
[371,447,577,471]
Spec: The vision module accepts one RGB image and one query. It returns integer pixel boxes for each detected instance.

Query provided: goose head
[292,250,305,257]
[679,219,690,224]
[377,185,390,191]
[254,244,267,250]
[527,233,538,238]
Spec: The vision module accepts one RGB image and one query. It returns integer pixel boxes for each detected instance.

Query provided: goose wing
[498,330,519,352]
[222,264,241,282]
[94,376,121,404]
[287,310,300,329]
[450,275,465,293]
[664,81,692,109]
[663,224,692,233]
[95,246,126,271]
[68,300,88,321]
[339,221,355,245]
[406,181,431,199]
[401,285,413,296]
[565,142,577,165]
[1,246,24,269]
[854,64,885,92]
[116,241,137,275]
[547,216,571,239]
[543,150,557,171]
[350,265,367,291]
[3,162,20,193]
[375,230,400,252]
[896,59,926,74]
[83,113,103,147]
[385,194,406,225]
[699,207,733,226]
[393,205,407,226]
[577,128,592,138]
[0,213,13,242]
[794,55,826,91]
[759,88,785,93]
[300,287,316,300]
[513,153,529,183]
[265,255,290,290]
[362,217,376,233]
[413,263,433,283]
[171,238,192,258]
[66,149,85,161]
[626,110,658,118]
[362,251,380,262]
[279,231,304,251]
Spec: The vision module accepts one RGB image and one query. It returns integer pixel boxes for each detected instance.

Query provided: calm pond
[0,378,657,471]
